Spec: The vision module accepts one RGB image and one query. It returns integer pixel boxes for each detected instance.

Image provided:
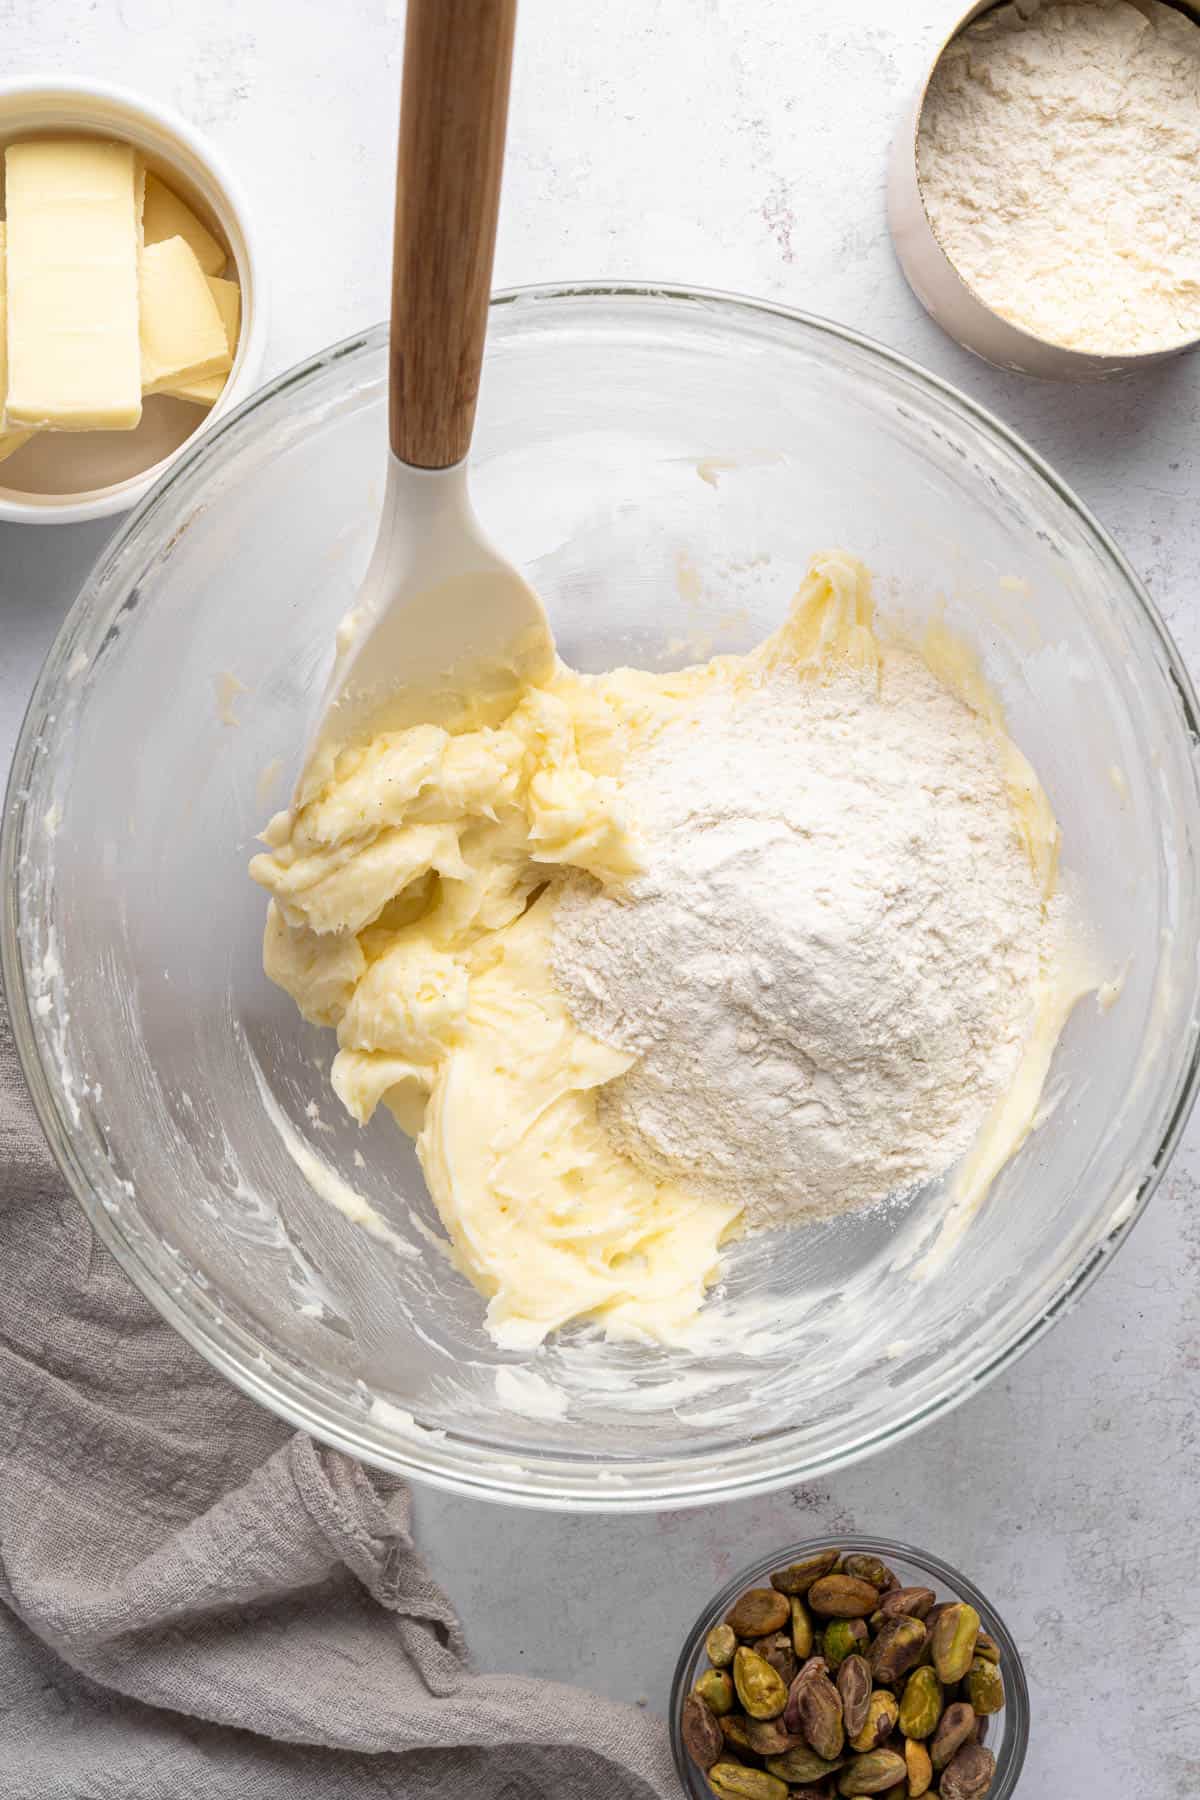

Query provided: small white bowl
[0,75,267,523]
[888,0,1200,381]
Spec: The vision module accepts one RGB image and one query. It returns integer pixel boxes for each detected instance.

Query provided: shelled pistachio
[681,1549,1008,1800]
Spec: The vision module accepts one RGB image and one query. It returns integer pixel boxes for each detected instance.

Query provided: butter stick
[5,138,143,432]
[167,275,240,405]
[0,224,35,463]
[140,237,232,395]
[142,172,225,276]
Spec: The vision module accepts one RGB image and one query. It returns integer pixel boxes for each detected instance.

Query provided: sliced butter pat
[142,172,225,275]
[140,237,232,395]
[167,275,240,405]
[0,223,35,463]
[4,138,143,432]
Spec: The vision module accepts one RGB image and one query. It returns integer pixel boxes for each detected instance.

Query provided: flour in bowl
[257,548,1069,1342]
[917,0,1200,355]
[553,600,1048,1229]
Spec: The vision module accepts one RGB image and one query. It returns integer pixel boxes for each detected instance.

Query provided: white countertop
[4,2,1197,1791]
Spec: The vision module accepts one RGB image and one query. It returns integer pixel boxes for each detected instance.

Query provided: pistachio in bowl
[670,1538,1028,1799]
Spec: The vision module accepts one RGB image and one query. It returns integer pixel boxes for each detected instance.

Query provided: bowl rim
[667,1534,1029,1799]
[0,72,268,524]
[5,280,1200,1510]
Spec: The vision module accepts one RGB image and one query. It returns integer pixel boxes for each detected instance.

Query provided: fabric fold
[0,981,680,1800]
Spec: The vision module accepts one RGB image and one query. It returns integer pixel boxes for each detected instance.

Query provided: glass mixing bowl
[670,1537,1028,1799]
[5,285,1200,1510]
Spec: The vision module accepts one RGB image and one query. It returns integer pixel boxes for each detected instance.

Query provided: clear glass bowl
[5,285,1200,1510]
[669,1537,1028,1798]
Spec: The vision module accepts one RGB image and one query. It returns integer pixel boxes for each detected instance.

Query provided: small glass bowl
[670,1536,1028,1798]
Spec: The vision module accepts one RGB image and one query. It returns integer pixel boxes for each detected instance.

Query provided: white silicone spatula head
[297,0,553,805]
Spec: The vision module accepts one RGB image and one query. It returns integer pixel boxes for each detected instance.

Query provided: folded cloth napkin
[0,980,682,1800]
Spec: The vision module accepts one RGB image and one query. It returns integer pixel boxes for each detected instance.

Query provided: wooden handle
[389,0,517,469]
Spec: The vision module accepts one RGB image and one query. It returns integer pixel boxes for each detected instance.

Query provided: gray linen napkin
[0,978,682,1800]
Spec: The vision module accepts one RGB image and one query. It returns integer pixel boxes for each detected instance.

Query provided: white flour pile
[917,0,1200,355]
[553,647,1043,1229]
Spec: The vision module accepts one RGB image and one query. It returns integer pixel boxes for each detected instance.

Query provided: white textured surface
[1,3,1197,1793]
